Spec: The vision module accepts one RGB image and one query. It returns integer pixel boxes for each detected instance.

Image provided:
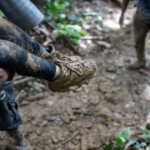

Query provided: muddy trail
[1,0,150,150]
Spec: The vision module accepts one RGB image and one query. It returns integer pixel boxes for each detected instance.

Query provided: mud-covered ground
[1,0,150,150]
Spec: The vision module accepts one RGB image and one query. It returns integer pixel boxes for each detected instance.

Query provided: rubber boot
[129,60,145,69]
[6,125,33,150]
[129,46,146,69]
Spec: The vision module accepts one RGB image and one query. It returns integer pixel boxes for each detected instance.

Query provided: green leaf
[59,20,67,25]
[65,24,82,30]
[0,10,6,19]
[70,37,78,44]
[140,125,150,134]
[116,137,126,147]
[67,13,77,21]
[83,12,98,16]
[76,17,84,24]
[59,13,67,19]
[66,28,81,38]
[54,2,66,10]
[58,30,67,35]
[56,23,65,29]
[140,142,147,147]
[103,145,114,150]
[119,128,131,141]
[140,125,146,130]
[85,16,89,21]
[63,1,70,7]
[78,30,86,36]
[26,29,32,34]
[134,143,141,149]
[139,134,150,143]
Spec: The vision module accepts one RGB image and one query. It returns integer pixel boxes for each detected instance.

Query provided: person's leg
[129,6,149,69]
[6,125,32,150]
[0,18,48,57]
[0,40,56,81]
[0,19,81,62]
[0,81,32,150]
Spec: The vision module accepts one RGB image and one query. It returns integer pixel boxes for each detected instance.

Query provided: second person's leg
[129,6,149,69]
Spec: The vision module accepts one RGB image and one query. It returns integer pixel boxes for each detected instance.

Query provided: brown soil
[1,0,150,150]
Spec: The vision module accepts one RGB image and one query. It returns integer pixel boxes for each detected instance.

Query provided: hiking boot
[6,126,33,150]
[48,59,97,92]
[128,61,145,70]
[43,44,82,63]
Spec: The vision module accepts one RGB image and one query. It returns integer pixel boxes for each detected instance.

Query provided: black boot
[128,60,145,69]
[129,44,146,70]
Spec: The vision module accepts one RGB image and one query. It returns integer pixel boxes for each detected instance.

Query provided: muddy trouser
[0,81,22,130]
[0,40,56,131]
[0,18,49,57]
[0,18,57,130]
[133,5,150,63]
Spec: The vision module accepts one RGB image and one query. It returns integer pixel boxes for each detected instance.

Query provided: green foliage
[141,142,147,147]
[42,0,86,43]
[26,29,32,34]
[133,142,141,149]
[133,142,147,149]
[125,126,150,149]
[116,128,131,147]
[139,125,150,143]
[103,146,114,150]
[116,137,126,147]
[0,10,6,19]
[103,128,131,150]
[83,11,104,23]
[127,126,150,149]
[44,0,70,16]
[103,125,150,150]
[57,24,86,43]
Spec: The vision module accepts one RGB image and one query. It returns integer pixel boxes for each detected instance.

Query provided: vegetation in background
[57,24,86,43]
[104,128,131,150]
[42,0,86,43]
[0,0,86,44]
[104,125,150,150]
[0,10,6,19]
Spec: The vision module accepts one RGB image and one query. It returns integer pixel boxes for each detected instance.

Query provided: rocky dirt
[1,0,150,150]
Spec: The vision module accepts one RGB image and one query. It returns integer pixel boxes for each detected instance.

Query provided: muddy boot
[128,60,145,70]
[6,125,33,150]
[128,42,146,70]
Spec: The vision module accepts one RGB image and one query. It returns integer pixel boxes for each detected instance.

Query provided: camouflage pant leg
[0,81,21,130]
[0,18,49,58]
[0,40,56,81]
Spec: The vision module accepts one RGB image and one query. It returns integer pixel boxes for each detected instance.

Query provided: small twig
[14,77,33,86]
[19,93,44,106]
[73,110,93,115]
[29,93,44,102]
[80,36,107,40]
[62,131,80,145]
